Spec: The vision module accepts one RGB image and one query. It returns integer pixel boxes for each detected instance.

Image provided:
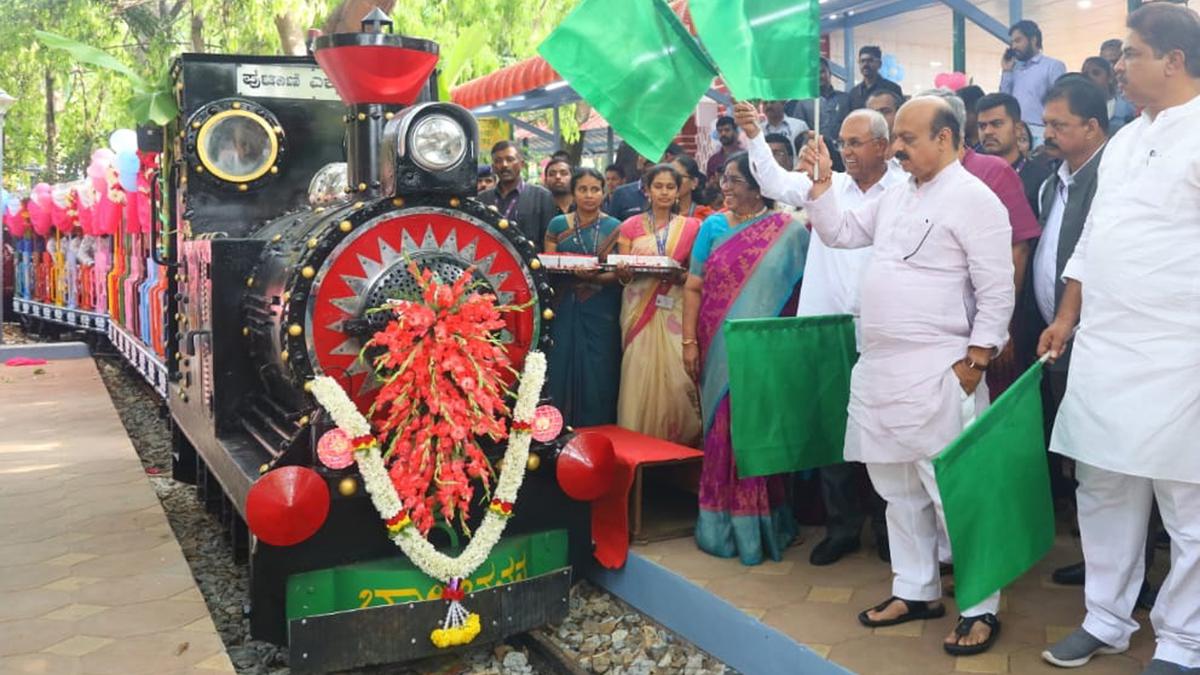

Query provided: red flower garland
[366,262,514,535]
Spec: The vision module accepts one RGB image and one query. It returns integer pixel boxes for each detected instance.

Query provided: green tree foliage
[0,0,579,188]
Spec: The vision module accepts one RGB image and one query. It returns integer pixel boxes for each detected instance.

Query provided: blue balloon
[116,150,140,192]
[894,65,906,83]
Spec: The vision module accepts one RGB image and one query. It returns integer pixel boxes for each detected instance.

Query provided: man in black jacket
[477,140,556,251]
[847,46,904,112]
[1019,77,1106,462]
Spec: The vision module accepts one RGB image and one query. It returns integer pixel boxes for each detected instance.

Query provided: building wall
[827,0,1129,97]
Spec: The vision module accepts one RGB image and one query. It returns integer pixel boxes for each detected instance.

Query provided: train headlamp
[408,114,466,171]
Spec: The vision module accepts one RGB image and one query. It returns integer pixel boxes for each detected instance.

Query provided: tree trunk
[559,102,591,165]
[44,67,58,181]
[275,13,307,56]
[323,0,396,35]
[191,0,204,53]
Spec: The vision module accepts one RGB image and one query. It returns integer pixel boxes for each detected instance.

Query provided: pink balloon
[934,72,969,91]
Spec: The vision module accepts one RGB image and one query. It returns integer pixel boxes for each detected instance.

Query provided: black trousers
[820,461,887,542]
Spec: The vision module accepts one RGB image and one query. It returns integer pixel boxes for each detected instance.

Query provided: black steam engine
[164,11,601,673]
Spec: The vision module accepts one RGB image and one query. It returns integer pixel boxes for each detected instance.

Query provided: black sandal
[857,596,946,627]
[943,613,1001,656]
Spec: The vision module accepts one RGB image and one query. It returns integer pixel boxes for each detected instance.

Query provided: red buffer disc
[245,466,331,547]
[556,432,616,502]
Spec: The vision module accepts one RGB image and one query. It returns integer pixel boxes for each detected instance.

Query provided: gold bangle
[682,338,698,346]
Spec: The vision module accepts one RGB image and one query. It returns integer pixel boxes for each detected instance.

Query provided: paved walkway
[0,357,235,674]
[637,526,1158,674]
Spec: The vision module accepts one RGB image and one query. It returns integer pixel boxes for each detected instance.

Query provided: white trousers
[1077,462,1200,667]
[867,458,1000,617]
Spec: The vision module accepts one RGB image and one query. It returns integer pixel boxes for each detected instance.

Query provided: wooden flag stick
[812,97,821,182]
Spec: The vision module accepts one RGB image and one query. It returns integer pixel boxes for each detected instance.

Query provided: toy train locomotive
[12,10,611,674]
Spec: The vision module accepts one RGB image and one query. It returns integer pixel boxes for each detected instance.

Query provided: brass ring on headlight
[195,108,280,184]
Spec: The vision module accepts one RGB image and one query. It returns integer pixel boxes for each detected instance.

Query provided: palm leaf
[33,30,147,89]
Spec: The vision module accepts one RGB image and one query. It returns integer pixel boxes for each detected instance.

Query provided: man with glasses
[848,46,905,112]
[738,104,905,568]
[1038,5,1200,671]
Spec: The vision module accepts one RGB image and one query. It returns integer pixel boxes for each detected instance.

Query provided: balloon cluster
[4,128,144,238]
[3,193,27,238]
[881,53,906,83]
[934,72,970,91]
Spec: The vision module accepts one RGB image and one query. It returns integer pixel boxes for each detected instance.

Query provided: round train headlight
[408,114,467,171]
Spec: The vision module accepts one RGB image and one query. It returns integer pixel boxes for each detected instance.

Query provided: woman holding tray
[614,164,703,447]
[683,152,810,565]
[543,168,623,428]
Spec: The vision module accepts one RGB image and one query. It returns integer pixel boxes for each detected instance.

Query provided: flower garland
[309,350,546,647]
[366,263,517,535]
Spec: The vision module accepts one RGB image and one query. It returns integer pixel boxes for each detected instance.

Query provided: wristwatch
[963,356,989,371]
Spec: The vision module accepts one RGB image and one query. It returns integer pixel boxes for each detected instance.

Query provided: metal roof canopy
[464,0,1021,146]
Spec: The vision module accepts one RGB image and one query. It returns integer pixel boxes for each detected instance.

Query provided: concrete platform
[624,526,1158,675]
[0,358,235,674]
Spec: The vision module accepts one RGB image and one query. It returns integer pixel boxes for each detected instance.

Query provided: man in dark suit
[477,140,556,251]
[846,46,905,112]
[1020,77,1107,446]
[1018,80,1107,585]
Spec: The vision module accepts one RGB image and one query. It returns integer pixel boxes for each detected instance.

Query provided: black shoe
[876,536,891,563]
[809,537,860,566]
[1053,561,1086,586]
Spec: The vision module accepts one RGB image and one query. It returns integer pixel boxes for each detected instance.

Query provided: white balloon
[109,128,138,154]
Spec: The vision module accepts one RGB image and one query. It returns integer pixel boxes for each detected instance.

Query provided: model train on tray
[9,10,615,673]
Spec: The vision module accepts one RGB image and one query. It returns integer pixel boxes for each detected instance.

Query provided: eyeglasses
[834,138,878,152]
[719,174,747,187]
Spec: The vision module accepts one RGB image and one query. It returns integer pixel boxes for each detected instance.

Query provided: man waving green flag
[689,0,821,101]
[538,0,717,161]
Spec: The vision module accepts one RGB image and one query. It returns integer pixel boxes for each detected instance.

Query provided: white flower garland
[309,351,547,583]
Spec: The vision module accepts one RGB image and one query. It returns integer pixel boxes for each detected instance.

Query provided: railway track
[510,630,591,675]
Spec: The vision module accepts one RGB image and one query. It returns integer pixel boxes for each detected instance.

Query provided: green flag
[537,0,717,161]
[933,361,1055,610]
[689,0,821,101]
[725,315,856,477]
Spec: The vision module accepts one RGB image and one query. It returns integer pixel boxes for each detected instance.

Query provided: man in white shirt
[1038,5,1200,674]
[762,100,809,148]
[738,105,906,567]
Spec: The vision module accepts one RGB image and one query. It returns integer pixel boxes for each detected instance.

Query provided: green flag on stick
[725,315,856,477]
[933,360,1056,610]
[537,0,718,161]
[689,0,822,101]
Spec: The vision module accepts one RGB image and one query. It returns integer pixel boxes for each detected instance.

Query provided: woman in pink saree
[615,164,702,446]
[683,153,810,565]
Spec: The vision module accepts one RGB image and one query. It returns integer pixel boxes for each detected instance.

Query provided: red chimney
[312,8,440,106]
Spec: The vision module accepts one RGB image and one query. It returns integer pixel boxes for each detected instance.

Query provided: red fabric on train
[580,424,703,569]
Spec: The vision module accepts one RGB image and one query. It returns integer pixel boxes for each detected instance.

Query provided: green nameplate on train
[286,530,569,621]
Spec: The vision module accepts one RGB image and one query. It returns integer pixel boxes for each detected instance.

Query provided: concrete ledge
[0,341,92,361]
[588,553,850,675]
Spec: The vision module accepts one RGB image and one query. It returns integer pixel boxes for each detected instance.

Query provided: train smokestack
[312,9,440,198]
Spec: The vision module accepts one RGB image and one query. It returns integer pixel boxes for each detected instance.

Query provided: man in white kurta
[800,97,1015,655]
[1038,5,1200,672]
[738,105,907,566]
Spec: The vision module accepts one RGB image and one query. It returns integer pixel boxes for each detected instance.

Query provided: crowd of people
[476,4,1199,670]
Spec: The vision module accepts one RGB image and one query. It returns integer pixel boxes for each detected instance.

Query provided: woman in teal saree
[682,152,810,565]
[544,168,623,427]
